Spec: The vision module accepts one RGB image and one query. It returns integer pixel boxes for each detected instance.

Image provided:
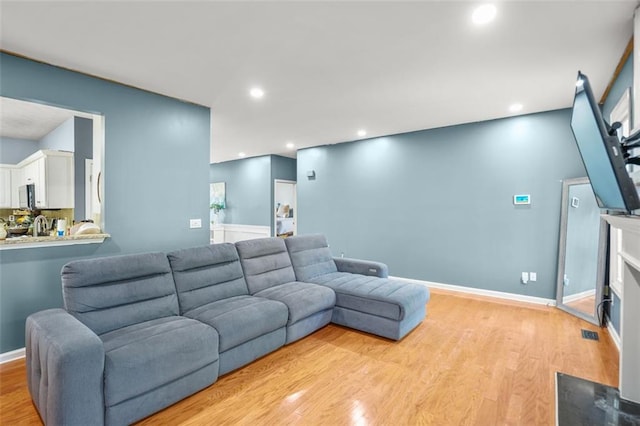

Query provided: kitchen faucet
[33,215,49,237]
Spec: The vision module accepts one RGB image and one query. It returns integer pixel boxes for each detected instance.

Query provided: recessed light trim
[249,87,264,99]
[472,4,497,25]
[238,152,246,158]
[509,103,523,113]
[286,142,295,149]
[357,129,367,137]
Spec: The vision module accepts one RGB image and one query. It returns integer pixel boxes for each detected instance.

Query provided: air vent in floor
[581,329,599,341]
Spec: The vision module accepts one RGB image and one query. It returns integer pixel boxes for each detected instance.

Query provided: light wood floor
[0,289,619,425]
[565,294,596,317]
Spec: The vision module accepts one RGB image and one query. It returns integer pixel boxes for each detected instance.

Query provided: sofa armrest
[26,309,105,426]
[333,257,389,278]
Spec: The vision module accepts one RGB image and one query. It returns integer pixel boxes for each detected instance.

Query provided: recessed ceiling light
[357,129,367,137]
[249,87,264,99]
[509,103,523,113]
[472,4,496,25]
[238,152,246,158]
[286,142,295,149]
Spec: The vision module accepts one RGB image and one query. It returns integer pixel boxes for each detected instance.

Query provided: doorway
[274,179,296,237]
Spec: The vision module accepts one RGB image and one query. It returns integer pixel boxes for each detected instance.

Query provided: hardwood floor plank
[0,289,620,425]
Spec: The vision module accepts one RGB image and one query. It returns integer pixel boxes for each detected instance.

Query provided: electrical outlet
[189,218,202,229]
[521,272,529,284]
[530,272,537,282]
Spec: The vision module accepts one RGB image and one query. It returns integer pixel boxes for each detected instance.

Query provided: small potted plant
[210,201,226,224]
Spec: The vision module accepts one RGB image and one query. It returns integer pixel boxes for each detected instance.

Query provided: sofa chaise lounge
[25,234,429,425]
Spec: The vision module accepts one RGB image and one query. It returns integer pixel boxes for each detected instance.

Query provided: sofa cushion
[100,316,219,408]
[308,272,428,321]
[168,244,250,313]
[62,252,179,335]
[183,295,288,352]
[254,282,336,325]
[236,238,297,294]
[284,234,338,281]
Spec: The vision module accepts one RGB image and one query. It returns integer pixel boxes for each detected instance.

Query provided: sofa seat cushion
[100,316,219,408]
[183,295,288,352]
[308,272,429,321]
[254,282,336,325]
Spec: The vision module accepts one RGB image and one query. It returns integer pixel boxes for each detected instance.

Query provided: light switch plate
[189,219,202,229]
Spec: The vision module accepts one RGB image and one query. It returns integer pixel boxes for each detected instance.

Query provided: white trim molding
[390,276,556,306]
[210,224,271,244]
[561,289,596,304]
[0,347,25,364]
[607,319,622,352]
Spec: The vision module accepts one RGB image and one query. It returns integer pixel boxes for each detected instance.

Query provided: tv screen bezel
[569,71,640,213]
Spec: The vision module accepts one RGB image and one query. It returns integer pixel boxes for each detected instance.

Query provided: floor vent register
[581,329,599,341]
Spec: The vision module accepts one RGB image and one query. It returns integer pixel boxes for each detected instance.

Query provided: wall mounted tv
[570,71,640,213]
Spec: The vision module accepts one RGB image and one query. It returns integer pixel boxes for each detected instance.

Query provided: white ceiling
[0,97,76,140]
[0,1,637,163]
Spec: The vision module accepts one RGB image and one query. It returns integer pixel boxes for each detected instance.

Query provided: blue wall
[0,53,211,353]
[74,117,93,222]
[602,53,633,121]
[39,117,74,151]
[209,154,297,235]
[610,290,621,334]
[0,137,39,164]
[297,109,585,299]
[210,156,272,226]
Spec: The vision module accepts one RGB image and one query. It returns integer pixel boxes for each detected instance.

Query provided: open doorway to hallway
[274,179,296,237]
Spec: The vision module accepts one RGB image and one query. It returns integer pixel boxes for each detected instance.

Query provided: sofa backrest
[284,234,338,281]
[235,237,297,294]
[61,252,179,335]
[167,243,249,314]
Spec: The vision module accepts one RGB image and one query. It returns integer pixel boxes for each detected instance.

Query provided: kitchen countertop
[0,233,110,250]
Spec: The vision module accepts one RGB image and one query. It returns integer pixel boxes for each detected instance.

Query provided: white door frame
[85,158,93,221]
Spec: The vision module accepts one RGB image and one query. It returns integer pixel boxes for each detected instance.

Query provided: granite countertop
[0,233,110,249]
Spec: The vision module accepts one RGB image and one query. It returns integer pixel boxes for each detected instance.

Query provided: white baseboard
[0,347,25,364]
[561,288,596,304]
[606,319,621,352]
[390,276,557,306]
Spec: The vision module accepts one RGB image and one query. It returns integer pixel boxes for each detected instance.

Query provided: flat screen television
[570,71,640,212]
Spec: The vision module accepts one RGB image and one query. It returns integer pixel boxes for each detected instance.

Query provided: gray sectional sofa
[25,234,429,425]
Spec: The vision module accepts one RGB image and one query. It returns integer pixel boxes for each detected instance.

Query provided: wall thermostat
[513,194,531,205]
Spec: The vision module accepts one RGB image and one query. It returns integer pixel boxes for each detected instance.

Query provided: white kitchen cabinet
[0,165,23,208]
[10,168,23,208]
[19,150,74,209]
[22,158,40,186]
[0,166,11,208]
